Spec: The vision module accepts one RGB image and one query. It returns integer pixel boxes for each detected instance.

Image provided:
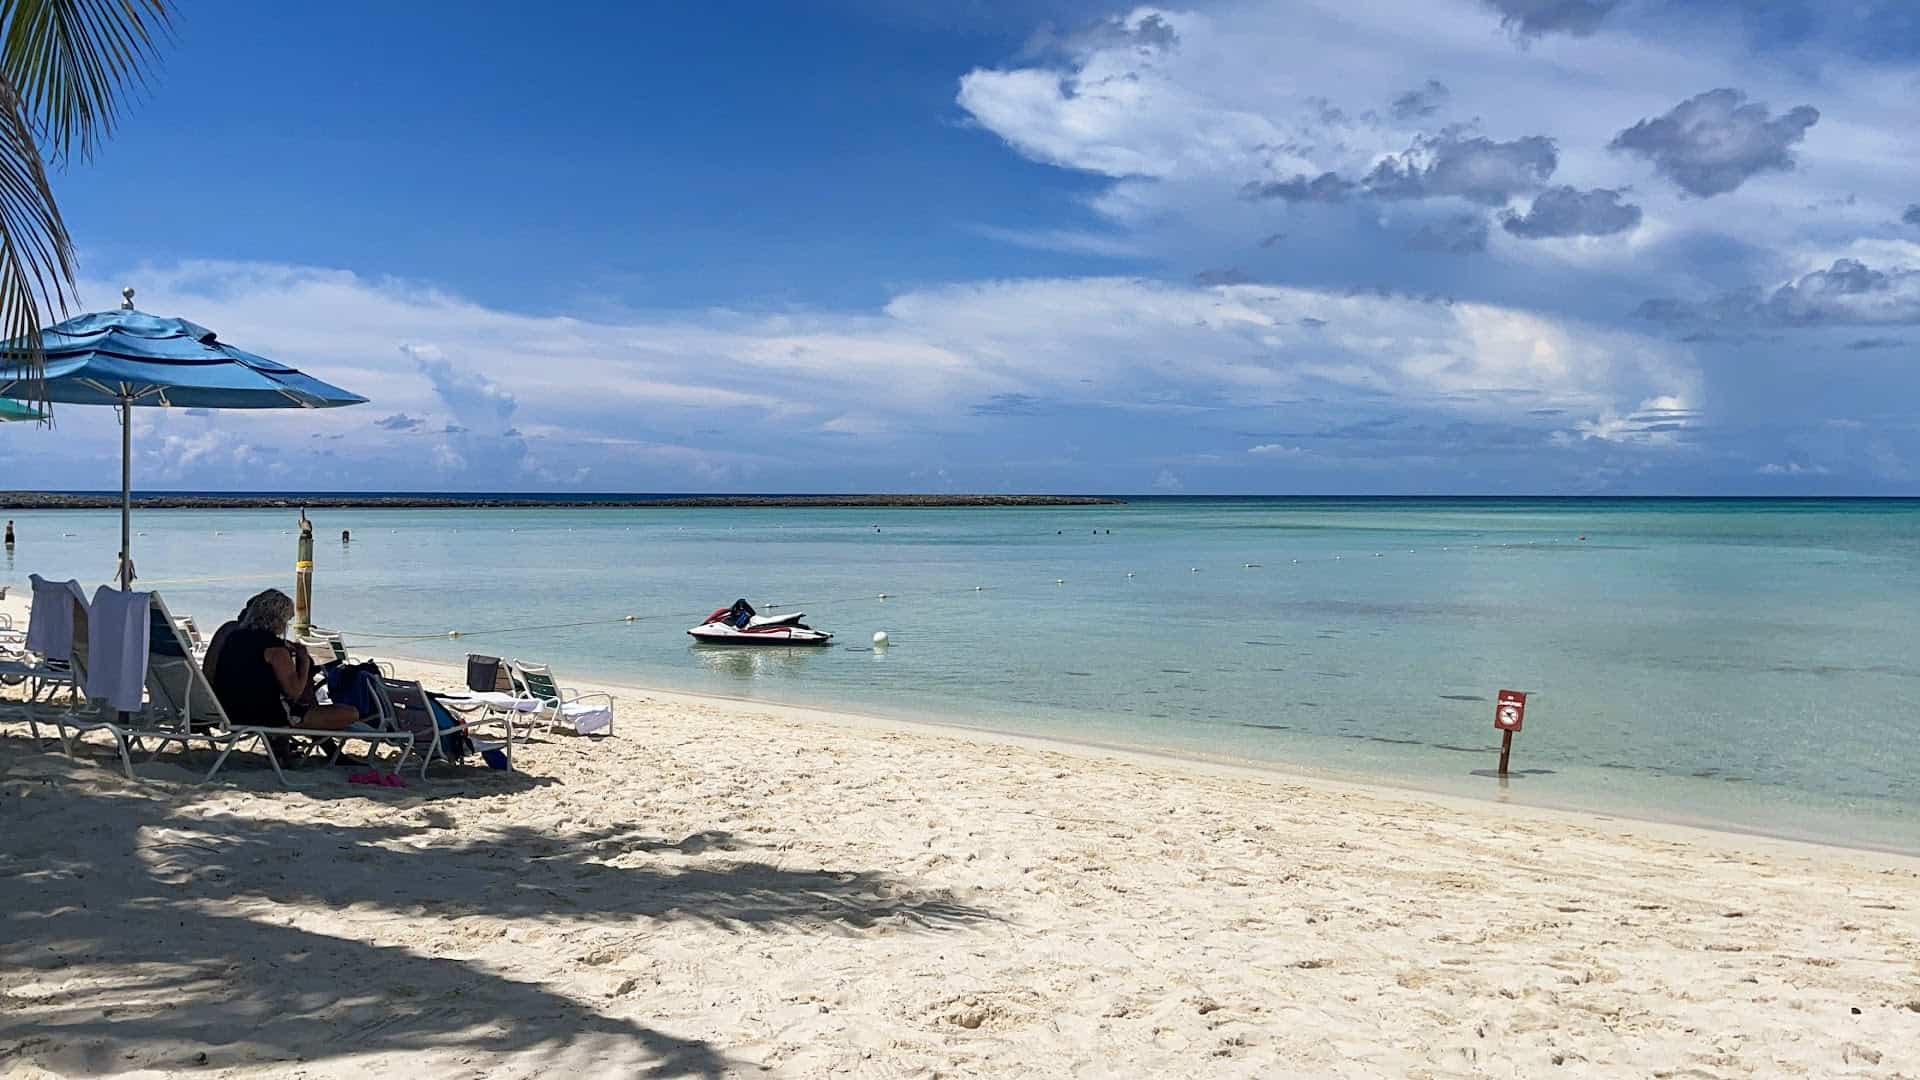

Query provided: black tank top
[210,626,289,724]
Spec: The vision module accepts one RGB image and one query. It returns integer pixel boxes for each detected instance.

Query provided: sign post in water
[1494,689,1527,777]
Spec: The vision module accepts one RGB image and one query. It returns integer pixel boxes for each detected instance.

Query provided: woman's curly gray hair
[238,589,295,635]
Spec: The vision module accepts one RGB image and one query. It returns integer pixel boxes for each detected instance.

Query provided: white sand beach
[2,591,1918,1078]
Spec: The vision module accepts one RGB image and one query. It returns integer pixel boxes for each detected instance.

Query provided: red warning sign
[1494,690,1527,732]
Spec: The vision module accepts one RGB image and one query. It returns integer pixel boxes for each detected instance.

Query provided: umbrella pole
[119,397,132,590]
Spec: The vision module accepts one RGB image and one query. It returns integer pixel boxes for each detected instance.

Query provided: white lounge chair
[171,614,207,660]
[373,675,512,778]
[0,576,85,747]
[140,594,412,787]
[508,660,614,739]
[13,576,138,778]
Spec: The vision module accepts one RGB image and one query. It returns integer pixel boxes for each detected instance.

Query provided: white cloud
[954,1,1920,288]
[22,257,1698,490]
[1757,462,1830,476]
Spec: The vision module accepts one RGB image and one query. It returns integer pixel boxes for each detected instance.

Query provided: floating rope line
[107,534,1580,651]
[329,585,1005,648]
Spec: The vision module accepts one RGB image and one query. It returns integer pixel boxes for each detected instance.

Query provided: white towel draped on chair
[86,587,152,713]
[26,576,79,660]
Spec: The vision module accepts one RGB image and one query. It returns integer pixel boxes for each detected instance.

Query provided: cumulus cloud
[42,259,1701,492]
[1559,395,1698,447]
[1364,132,1558,206]
[1248,443,1307,457]
[1846,337,1905,351]
[1500,186,1642,238]
[1389,79,1449,122]
[1407,213,1491,254]
[1240,172,1357,204]
[1766,259,1920,326]
[956,10,1282,181]
[1905,205,1920,227]
[1638,259,1920,327]
[1609,89,1820,198]
[1480,0,1622,39]
[403,344,517,422]
[373,413,423,431]
[1757,462,1830,476]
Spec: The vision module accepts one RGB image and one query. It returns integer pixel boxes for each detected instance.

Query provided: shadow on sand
[0,733,996,1076]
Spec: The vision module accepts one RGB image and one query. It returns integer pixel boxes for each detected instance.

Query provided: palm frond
[2,0,171,165]
[0,69,72,416]
[0,0,171,414]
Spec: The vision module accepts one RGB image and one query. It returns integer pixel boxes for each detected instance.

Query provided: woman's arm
[264,645,308,700]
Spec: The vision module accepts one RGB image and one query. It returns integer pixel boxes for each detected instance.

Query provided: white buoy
[872,631,889,647]
[975,585,985,591]
[624,615,636,622]
[448,630,461,639]
[877,593,889,600]
[1125,572,1134,578]
[1245,563,1261,568]
[1191,567,1200,573]
[1055,578,1065,584]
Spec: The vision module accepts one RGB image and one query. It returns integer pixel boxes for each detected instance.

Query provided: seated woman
[207,588,363,731]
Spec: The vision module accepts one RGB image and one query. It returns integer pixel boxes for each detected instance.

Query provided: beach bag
[426,694,473,762]
[324,660,385,720]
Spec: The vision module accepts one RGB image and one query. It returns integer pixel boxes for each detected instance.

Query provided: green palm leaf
[0,0,170,416]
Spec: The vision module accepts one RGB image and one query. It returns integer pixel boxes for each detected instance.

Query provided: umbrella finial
[120,287,135,311]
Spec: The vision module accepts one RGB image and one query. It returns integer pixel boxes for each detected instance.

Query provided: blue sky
[9,0,1920,493]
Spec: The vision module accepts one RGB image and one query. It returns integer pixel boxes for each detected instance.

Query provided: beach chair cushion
[466,653,507,693]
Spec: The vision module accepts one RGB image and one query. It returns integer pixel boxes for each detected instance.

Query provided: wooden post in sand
[293,509,314,637]
[1494,689,1527,777]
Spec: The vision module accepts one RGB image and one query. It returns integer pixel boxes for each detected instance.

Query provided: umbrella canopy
[0,307,367,409]
[0,399,45,421]
[0,293,367,588]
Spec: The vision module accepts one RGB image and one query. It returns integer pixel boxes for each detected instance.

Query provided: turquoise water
[4,498,1917,851]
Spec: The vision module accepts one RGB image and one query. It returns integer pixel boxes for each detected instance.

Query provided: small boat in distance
[688,599,834,647]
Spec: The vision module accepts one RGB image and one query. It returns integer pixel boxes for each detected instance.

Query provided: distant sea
[5,496,1917,852]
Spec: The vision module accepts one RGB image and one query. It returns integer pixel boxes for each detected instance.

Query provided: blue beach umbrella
[0,288,368,588]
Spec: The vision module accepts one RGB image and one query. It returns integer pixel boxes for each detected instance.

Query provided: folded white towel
[87,587,151,713]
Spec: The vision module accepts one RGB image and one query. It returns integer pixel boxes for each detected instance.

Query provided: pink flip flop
[348,769,406,788]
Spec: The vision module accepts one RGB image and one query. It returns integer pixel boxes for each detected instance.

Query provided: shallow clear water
[5,498,1917,851]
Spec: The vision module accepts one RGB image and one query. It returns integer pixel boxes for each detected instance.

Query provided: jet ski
[688,599,834,646]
